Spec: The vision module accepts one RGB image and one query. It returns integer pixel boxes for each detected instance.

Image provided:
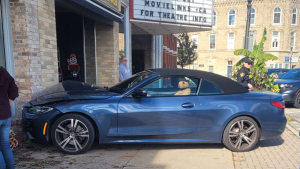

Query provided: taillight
[270,102,285,109]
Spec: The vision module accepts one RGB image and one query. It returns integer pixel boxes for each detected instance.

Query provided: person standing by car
[0,67,19,169]
[237,57,254,90]
[119,56,131,81]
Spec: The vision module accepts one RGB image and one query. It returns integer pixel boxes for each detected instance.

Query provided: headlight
[28,106,53,114]
[279,84,294,88]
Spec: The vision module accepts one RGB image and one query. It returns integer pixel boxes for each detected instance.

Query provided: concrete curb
[286,123,300,139]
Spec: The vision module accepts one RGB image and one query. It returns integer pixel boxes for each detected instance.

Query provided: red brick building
[163,35,178,68]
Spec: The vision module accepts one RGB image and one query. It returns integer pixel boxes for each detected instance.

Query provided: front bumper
[279,88,298,103]
[22,105,60,144]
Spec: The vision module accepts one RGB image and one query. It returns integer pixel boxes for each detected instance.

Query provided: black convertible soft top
[149,68,249,94]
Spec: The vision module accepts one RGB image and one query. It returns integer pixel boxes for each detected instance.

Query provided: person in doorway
[119,57,131,81]
[237,57,254,90]
[0,67,19,169]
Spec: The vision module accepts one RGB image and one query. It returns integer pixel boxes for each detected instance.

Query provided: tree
[233,28,279,92]
[177,33,197,68]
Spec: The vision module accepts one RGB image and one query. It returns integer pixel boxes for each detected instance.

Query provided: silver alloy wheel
[54,118,90,152]
[228,120,257,150]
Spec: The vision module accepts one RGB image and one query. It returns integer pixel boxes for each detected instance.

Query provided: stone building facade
[190,0,300,77]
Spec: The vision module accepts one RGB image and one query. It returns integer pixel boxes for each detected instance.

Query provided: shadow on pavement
[92,143,225,151]
[253,136,284,150]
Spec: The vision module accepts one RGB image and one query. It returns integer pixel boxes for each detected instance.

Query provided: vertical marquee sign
[130,0,213,34]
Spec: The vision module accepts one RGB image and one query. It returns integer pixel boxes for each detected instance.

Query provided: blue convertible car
[22,69,286,154]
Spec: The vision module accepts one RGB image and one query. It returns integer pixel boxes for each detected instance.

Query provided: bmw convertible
[22,69,287,154]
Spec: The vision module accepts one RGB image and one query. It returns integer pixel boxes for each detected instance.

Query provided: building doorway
[132,50,145,74]
[227,66,232,77]
[56,6,85,82]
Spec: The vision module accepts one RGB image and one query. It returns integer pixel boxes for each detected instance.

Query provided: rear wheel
[223,116,260,152]
[51,114,95,154]
[294,92,300,108]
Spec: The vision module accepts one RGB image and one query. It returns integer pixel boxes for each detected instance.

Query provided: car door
[196,79,234,142]
[117,76,202,137]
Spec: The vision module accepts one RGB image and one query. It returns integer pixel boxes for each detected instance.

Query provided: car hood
[274,79,300,84]
[30,81,118,106]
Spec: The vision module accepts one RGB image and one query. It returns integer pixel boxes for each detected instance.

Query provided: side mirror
[132,88,147,98]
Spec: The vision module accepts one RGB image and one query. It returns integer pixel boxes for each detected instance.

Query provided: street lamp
[244,0,252,50]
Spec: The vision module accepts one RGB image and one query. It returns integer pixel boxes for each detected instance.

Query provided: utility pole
[244,0,252,50]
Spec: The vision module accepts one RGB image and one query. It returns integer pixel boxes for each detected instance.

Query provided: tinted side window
[199,79,223,95]
[143,77,200,97]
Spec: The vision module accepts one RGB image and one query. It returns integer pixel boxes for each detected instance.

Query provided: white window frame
[228,9,236,26]
[292,7,297,25]
[228,61,233,66]
[209,34,216,50]
[291,32,296,48]
[191,34,198,50]
[271,31,280,48]
[273,7,282,25]
[212,10,217,27]
[250,8,256,25]
[1,0,17,116]
[227,33,235,50]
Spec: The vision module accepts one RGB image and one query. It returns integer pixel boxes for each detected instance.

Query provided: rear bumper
[22,106,60,144]
[260,113,287,140]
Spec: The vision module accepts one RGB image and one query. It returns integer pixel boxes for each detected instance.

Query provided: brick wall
[10,0,42,111]
[163,35,177,68]
[10,0,58,115]
[96,22,120,87]
[38,0,58,87]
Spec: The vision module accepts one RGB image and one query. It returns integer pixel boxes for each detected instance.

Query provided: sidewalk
[285,106,300,135]
[232,108,300,169]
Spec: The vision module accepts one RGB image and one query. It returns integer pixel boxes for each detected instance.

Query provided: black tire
[294,92,300,108]
[223,116,260,152]
[51,114,95,155]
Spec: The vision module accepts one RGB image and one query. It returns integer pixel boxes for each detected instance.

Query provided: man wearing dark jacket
[237,57,254,90]
[0,67,19,169]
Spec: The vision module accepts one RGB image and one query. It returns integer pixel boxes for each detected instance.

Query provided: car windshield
[267,69,276,74]
[280,69,300,79]
[109,71,155,93]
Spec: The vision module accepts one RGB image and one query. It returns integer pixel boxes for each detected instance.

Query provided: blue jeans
[0,118,14,169]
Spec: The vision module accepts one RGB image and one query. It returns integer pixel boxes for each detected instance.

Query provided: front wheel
[223,116,260,152]
[51,114,95,154]
[294,92,300,108]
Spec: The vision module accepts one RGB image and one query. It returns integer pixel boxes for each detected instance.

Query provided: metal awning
[56,0,123,23]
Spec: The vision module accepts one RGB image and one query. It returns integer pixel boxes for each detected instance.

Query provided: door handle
[181,103,195,108]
